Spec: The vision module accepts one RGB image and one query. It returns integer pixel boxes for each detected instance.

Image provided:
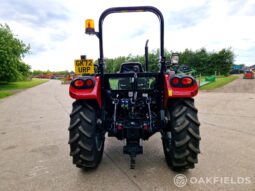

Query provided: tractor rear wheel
[68,100,104,169]
[162,98,201,171]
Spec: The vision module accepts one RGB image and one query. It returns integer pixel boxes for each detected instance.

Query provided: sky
[0,0,255,71]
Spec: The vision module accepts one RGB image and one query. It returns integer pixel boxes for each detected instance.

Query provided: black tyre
[162,98,201,171]
[68,100,104,169]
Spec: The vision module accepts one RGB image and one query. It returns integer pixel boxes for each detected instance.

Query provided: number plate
[74,59,94,74]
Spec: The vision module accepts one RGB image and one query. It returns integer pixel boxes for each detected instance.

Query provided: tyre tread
[68,101,104,169]
[162,98,200,172]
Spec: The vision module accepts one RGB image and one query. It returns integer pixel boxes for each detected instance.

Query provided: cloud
[241,1,255,16]
[1,0,255,71]
[0,0,71,56]
[129,28,147,38]
[227,0,247,15]
[244,3,255,16]
[0,0,69,27]
[31,45,48,55]
[166,1,210,29]
[234,46,255,63]
[225,0,255,16]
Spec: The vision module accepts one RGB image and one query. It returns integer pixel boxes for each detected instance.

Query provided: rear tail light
[72,78,95,89]
[182,77,193,85]
[74,79,84,87]
[170,76,194,87]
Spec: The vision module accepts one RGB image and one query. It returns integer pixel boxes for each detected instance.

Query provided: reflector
[172,77,180,85]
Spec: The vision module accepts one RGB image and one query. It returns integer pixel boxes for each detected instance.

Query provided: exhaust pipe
[145,40,149,72]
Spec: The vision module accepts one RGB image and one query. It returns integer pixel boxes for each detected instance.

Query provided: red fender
[69,76,101,108]
[164,74,198,108]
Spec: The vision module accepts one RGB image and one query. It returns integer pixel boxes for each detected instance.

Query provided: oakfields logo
[174,174,187,187]
[173,174,251,187]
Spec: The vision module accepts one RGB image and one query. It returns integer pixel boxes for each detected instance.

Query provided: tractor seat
[118,62,146,90]
[120,62,143,73]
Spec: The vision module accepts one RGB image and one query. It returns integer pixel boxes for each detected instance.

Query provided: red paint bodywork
[164,74,198,108]
[69,74,198,109]
[69,76,102,108]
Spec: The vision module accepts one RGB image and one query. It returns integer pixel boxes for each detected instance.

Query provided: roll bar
[96,6,166,73]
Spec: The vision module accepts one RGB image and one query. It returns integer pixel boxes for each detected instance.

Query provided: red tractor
[68,6,200,171]
[243,70,254,79]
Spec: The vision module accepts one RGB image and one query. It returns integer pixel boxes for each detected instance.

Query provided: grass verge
[0,79,49,99]
[199,75,239,91]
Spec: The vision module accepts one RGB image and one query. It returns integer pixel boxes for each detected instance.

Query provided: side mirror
[170,53,179,65]
[85,19,95,35]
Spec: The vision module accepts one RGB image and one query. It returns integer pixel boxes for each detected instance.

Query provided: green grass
[199,75,239,90]
[0,91,12,99]
[0,79,49,99]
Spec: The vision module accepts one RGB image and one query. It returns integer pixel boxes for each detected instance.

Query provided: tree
[0,24,30,82]
[91,47,235,75]
[216,48,234,75]
[18,61,31,80]
[179,48,234,76]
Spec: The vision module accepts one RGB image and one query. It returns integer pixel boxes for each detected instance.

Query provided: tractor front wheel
[162,98,201,172]
[68,100,104,169]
